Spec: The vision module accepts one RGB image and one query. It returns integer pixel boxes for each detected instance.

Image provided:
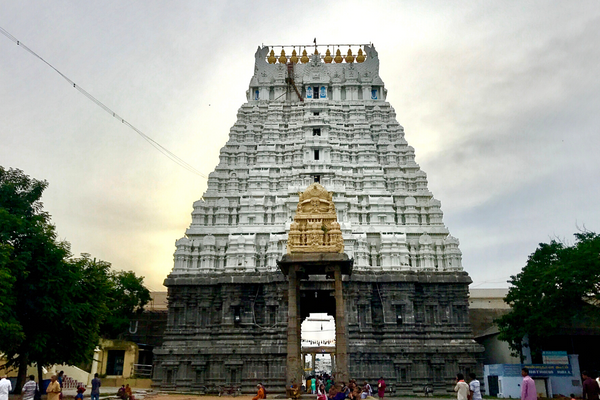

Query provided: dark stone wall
[154,271,483,394]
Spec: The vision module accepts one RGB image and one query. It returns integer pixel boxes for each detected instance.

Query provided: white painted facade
[171,44,463,276]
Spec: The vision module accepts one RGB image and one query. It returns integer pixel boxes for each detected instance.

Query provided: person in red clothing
[377,377,386,399]
[75,384,86,400]
[582,371,600,400]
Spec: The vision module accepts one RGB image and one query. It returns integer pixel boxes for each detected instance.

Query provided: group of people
[0,371,102,400]
[456,368,600,400]
[453,373,482,400]
[257,374,387,400]
[117,383,135,400]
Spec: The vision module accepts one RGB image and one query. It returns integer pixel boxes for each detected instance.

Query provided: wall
[549,355,582,397]
[485,355,582,399]
[478,333,520,365]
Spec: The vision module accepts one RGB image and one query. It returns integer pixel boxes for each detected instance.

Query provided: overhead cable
[0,26,207,178]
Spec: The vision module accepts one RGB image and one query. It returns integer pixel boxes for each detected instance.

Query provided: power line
[0,26,207,178]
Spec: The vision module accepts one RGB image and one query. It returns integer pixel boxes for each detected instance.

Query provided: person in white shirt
[0,375,12,400]
[469,373,482,400]
[22,375,38,400]
[454,373,469,400]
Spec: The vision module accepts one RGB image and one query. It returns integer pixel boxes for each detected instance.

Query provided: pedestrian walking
[520,368,536,400]
[0,375,12,400]
[46,375,61,400]
[90,373,101,400]
[582,371,600,400]
[454,373,469,400]
[468,373,482,400]
[377,377,386,399]
[22,375,38,400]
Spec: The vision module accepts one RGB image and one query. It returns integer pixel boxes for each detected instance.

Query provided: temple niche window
[233,306,241,324]
[314,150,320,160]
[371,87,379,100]
[195,368,205,384]
[400,367,408,383]
[313,128,321,136]
[268,305,278,325]
[165,369,173,384]
[306,86,313,99]
[395,304,404,325]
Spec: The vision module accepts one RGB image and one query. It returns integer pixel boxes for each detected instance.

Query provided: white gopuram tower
[155,44,482,394]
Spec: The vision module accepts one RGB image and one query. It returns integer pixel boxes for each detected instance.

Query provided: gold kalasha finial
[334,49,343,63]
[345,48,355,63]
[268,49,277,64]
[324,48,333,63]
[290,49,299,64]
[301,48,309,64]
[279,49,287,64]
[356,48,365,63]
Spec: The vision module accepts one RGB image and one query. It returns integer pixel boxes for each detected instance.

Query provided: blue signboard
[488,364,573,377]
[320,86,326,98]
[525,364,572,376]
[306,87,313,99]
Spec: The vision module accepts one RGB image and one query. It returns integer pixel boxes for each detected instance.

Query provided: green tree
[0,167,150,392]
[496,231,600,361]
[101,270,151,338]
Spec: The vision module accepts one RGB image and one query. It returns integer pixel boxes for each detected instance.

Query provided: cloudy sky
[1,1,599,291]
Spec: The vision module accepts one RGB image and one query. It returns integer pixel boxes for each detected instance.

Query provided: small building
[484,354,582,398]
[97,338,139,378]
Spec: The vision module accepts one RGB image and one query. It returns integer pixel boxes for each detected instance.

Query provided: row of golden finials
[267,47,366,64]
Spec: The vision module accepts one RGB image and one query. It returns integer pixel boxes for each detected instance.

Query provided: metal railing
[133,364,153,378]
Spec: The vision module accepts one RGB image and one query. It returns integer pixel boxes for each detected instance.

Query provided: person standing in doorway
[468,373,482,400]
[0,375,12,400]
[377,377,386,399]
[582,371,600,400]
[520,368,536,400]
[91,373,101,400]
[454,374,469,400]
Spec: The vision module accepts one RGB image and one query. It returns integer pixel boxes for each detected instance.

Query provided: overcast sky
[1,1,599,291]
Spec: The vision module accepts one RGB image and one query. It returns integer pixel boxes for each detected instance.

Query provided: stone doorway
[278,253,352,387]
[302,312,336,377]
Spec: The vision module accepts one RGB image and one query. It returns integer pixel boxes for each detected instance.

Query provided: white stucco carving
[171,44,462,275]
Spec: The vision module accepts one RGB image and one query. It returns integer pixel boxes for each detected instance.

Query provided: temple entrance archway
[301,308,336,377]
[300,290,336,320]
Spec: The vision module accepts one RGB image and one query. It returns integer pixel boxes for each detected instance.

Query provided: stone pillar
[331,353,335,374]
[312,353,317,374]
[334,265,349,383]
[286,266,301,386]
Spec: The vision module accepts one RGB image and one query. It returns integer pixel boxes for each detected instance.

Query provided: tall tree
[496,231,600,361]
[0,167,150,392]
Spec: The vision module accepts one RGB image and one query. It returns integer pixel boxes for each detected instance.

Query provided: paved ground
[10,391,456,400]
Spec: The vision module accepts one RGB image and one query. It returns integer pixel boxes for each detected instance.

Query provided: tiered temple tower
[154,44,483,394]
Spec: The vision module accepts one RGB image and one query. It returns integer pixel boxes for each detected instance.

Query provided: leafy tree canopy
[101,270,152,338]
[496,231,600,361]
[0,167,150,390]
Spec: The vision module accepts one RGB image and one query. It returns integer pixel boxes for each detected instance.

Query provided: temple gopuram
[154,43,483,394]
